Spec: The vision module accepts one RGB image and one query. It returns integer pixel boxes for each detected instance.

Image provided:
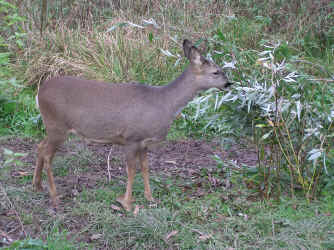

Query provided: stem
[273,126,295,198]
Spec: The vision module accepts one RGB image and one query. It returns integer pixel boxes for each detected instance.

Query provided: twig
[107,146,112,182]
[293,59,333,77]
[7,224,21,234]
[0,182,27,238]
[308,78,334,83]
[0,229,13,245]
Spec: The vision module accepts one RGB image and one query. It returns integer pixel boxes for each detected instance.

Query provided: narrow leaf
[262,130,273,140]
[308,150,322,161]
[3,148,14,155]
[296,101,302,122]
[165,230,178,241]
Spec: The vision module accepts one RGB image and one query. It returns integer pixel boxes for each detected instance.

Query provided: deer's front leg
[139,149,154,202]
[117,149,137,211]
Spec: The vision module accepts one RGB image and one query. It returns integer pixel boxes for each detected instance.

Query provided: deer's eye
[213,71,220,75]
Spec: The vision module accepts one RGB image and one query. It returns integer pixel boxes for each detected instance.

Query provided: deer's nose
[225,81,233,87]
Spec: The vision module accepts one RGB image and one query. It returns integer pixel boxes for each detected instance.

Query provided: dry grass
[16,0,333,86]
[17,0,236,86]
[24,28,162,84]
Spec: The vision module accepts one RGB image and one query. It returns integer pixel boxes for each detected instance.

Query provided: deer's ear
[183,39,206,66]
[183,39,193,59]
[188,46,206,66]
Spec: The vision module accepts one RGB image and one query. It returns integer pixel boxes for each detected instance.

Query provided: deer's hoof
[116,195,133,211]
[145,193,155,202]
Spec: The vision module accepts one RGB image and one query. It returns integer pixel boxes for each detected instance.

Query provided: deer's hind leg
[33,139,47,191]
[33,128,67,207]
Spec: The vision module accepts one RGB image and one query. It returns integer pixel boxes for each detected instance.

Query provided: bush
[192,32,334,200]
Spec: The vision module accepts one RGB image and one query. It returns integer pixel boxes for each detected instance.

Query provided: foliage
[0,0,25,85]
[0,0,26,50]
[2,228,86,250]
[0,0,36,136]
[2,147,27,168]
[192,30,334,200]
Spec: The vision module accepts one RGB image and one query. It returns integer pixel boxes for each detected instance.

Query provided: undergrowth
[1,140,333,249]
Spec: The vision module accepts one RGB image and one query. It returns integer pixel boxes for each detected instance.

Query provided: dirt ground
[0,136,258,246]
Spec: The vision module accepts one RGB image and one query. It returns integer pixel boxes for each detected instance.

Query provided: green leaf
[4,159,14,166]
[13,152,28,157]
[261,130,273,140]
[5,238,46,249]
[2,100,17,114]
[217,29,225,41]
[308,149,322,161]
[3,148,13,155]
[106,22,128,32]
[148,32,153,42]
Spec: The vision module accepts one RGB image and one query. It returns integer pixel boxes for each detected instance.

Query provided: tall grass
[23,25,178,85]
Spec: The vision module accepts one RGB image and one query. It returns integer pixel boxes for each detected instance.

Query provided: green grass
[0,84,41,137]
[3,228,89,250]
[1,139,333,249]
[3,168,333,249]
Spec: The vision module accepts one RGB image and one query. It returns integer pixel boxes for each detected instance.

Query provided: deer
[33,39,232,211]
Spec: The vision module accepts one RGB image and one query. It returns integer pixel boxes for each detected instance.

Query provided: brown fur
[33,39,231,211]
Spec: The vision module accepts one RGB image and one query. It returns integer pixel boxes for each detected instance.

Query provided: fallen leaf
[0,230,13,243]
[267,119,274,127]
[221,195,229,202]
[238,213,248,220]
[72,189,79,196]
[12,171,30,178]
[165,160,177,164]
[18,171,30,176]
[216,213,226,222]
[133,205,141,216]
[90,234,102,241]
[1,210,16,216]
[199,234,212,241]
[111,204,122,211]
[165,230,178,241]
[225,179,232,188]
[149,202,158,208]
[196,189,206,197]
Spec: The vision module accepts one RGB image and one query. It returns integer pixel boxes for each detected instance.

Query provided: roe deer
[33,39,231,211]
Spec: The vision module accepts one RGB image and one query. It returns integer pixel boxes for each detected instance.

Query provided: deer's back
[38,76,170,145]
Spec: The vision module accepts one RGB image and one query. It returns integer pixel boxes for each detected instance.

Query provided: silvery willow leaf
[160,49,176,57]
[142,18,160,28]
[127,22,144,29]
[308,148,322,161]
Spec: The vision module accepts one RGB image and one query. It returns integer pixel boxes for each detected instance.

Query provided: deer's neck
[160,67,202,117]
